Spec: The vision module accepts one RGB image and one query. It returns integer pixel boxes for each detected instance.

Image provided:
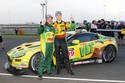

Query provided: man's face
[83,21,87,24]
[47,17,53,24]
[55,14,62,21]
[94,21,97,25]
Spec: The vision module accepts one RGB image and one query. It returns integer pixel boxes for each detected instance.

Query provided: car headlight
[12,51,26,58]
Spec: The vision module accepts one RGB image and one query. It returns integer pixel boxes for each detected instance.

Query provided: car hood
[7,41,40,57]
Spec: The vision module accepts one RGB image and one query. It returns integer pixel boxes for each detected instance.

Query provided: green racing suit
[37,23,55,78]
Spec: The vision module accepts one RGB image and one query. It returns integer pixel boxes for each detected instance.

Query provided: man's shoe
[56,68,61,75]
[47,72,52,75]
[56,70,61,75]
[38,75,42,80]
[67,70,74,75]
[56,72,60,75]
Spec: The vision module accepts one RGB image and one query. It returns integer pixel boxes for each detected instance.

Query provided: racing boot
[67,69,74,75]
[38,75,43,80]
[66,62,74,75]
[56,67,61,75]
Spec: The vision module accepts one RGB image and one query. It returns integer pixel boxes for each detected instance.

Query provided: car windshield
[67,33,99,45]
[67,33,92,44]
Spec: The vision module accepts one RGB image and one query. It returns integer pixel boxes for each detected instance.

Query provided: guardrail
[1,28,38,35]
[97,29,125,35]
[96,29,121,32]
[0,24,39,34]
[1,26,125,35]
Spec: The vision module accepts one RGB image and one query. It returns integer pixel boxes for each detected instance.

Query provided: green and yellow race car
[5,32,118,74]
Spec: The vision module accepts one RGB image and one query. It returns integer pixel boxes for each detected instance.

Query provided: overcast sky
[0,0,125,24]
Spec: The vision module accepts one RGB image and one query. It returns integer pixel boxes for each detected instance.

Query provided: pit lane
[0,36,125,83]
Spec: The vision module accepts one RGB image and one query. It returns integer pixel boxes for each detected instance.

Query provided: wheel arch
[102,44,117,63]
[29,52,42,72]
[103,44,117,55]
[92,44,117,59]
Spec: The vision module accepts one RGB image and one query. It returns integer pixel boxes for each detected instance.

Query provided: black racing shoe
[67,70,74,75]
[38,75,43,80]
[47,72,52,75]
[56,70,61,75]
[56,68,61,75]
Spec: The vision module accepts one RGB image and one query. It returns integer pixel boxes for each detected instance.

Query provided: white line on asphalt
[0,73,125,83]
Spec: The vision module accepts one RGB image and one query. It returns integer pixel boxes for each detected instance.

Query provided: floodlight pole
[45,0,48,21]
[40,3,46,19]
[103,0,106,19]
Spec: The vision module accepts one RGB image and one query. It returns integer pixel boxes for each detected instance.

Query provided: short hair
[46,14,53,19]
[55,11,62,16]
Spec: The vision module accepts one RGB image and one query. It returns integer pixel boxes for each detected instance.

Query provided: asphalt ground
[0,36,125,83]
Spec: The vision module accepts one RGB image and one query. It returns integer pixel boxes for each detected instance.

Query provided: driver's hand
[40,19,46,25]
[70,16,74,21]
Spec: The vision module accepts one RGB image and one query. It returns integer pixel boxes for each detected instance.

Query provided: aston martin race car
[5,32,118,74]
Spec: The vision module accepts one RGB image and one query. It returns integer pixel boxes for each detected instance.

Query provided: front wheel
[30,52,42,73]
[102,45,117,63]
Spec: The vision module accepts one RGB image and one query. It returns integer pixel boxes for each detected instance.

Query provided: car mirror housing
[97,39,104,44]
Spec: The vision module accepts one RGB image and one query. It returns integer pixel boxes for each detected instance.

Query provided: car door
[67,33,98,61]
[78,33,99,60]
[78,33,94,60]
[67,34,85,61]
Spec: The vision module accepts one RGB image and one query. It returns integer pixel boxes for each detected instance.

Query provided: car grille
[15,59,21,62]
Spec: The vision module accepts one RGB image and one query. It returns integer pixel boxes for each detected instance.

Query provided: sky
[0,0,125,24]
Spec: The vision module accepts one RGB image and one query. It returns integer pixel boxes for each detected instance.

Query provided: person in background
[0,27,5,50]
[82,20,91,32]
[110,21,115,37]
[37,15,55,80]
[97,20,102,29]
[53,11,75,75]
[100,19,106,35]
[104,21,111,36]
[15,28,18,35]
[114,22,119,29]
[117,21,125,45]
[91,20,98,33]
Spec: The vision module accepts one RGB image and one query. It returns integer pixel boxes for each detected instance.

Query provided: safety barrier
[1,26,125,35]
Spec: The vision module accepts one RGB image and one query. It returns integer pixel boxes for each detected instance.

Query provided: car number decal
[80,42,94,57]
[68,48,75,58]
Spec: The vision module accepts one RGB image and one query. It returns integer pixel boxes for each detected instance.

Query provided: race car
[5,32,118,74]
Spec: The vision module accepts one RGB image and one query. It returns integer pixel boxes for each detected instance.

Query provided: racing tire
[30,52,42,73]
[4,62,11,71]
[102,45,117,63]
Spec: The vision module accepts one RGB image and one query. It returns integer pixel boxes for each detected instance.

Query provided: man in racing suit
[53,11,76,75]
[38,15,55,79]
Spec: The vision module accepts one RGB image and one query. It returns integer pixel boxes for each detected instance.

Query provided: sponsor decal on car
[80,42,94,57]
[68,48,75,59]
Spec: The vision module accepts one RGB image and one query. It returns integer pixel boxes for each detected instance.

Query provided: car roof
[67,32,98,40]
[75,32,98,36]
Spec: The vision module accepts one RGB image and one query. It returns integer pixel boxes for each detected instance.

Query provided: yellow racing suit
[53,20,75,74]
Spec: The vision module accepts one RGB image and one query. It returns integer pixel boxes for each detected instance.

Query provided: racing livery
[5,32,118,74]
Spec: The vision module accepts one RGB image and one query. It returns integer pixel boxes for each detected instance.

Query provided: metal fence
[0,24,40,35]
[1,28,38,35]
[0,24,124,36]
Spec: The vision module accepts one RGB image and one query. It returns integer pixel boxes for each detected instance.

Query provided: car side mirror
[97,39,104,44]
[72,40,80,45]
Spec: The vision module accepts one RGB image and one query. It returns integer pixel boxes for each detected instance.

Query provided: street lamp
[40,3,46,19]
[103,0,106,19]
[45,0,47,20]
[40,0,47,20]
